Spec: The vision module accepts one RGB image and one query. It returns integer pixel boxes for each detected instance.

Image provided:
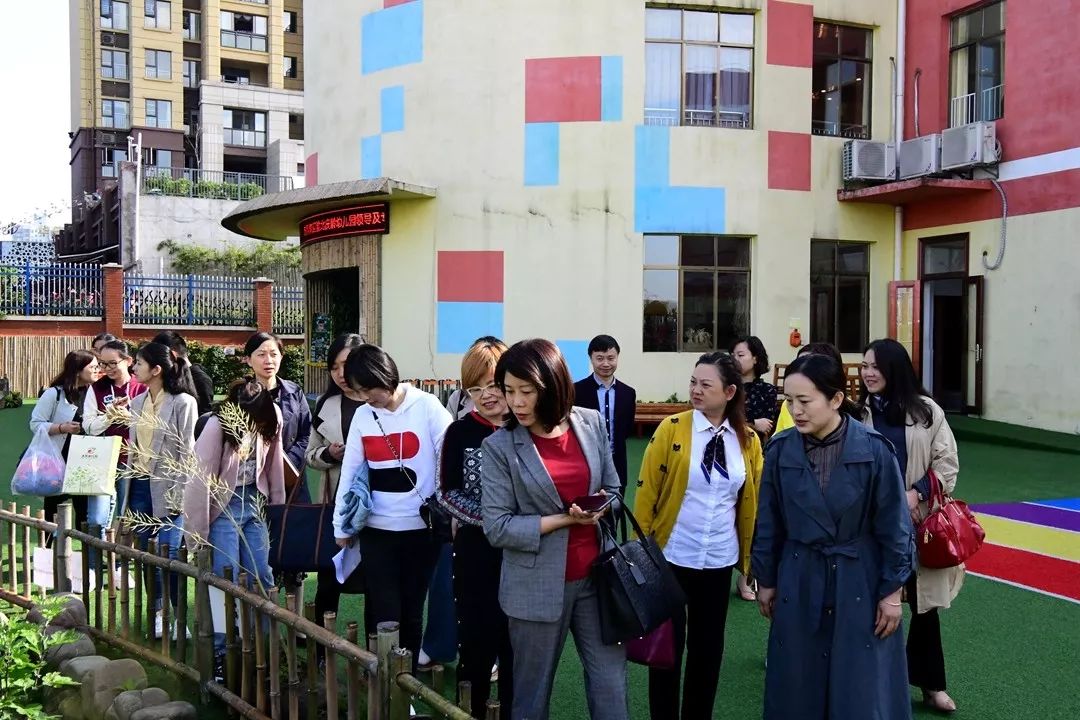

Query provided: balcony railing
[224,127,266,148]
[811,120,870,139]
[221,30,267,52]
[950,84,1003,127]
[0,262,103,318]
[140,167,293,199]
[644,107,751,129]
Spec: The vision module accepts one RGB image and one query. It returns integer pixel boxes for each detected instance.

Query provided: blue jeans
[207,484,273,652]
[126,478,182,611]
[421,541,458,663]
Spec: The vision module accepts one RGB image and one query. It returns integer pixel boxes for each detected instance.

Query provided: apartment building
[62,0,304,261]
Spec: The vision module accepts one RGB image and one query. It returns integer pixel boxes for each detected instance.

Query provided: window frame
[223,108,267,147]
[642,234,753,353]
[101,0,129,30]
[182,10,200,40]
[220,11,269,52]
[144,0,172,30]
[809,240,871,353]
[948,1,1005,126]
[101,147,128,177]
[284,10,297,33]
[644,7,755,129]
[145,49,172,80]
[284,56,297,78]
[182,59,200,88]
[101,49,128,80]
[811,20,873,140]
[145,99,172,129]
[101,99,130,129]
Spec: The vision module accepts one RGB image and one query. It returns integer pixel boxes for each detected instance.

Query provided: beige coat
[304,394,352,504]
[864,397,963,612]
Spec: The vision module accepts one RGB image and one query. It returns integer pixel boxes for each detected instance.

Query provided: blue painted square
[635,186,726,233]
[524,123,560,186]
[361,135,382,179]
[438,302,504,354]
[601,56,623,122]
[556,340,591,383]
[361,1,424,75]
[381,85,405,133]
[635,124,670,187]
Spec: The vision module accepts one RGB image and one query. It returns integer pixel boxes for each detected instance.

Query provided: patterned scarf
[803,415,849,491]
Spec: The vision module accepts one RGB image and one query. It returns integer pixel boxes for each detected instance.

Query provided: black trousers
[358,526,436,669]
[453,525,513,720]
[649,563,734,720]
[906,576,947,691]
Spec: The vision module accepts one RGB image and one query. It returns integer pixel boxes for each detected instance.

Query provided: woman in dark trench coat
[751,353,916,720]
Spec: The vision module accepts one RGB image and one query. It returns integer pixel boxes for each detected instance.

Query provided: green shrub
[0,597,80,720]
[0,390,23,409]
[280,344,305,387]
[187,340,308,394]
[238,182,265,200]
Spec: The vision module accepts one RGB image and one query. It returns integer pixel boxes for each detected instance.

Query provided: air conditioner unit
[101,32,117,46]
[98,131,121,145]
[941,121,998,171]
[898,134,941,179]
[842,140,896,182]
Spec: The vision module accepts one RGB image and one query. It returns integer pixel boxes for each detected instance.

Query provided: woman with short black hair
[482,338,627,720]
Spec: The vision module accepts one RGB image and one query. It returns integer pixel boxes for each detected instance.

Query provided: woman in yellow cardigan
[635,352,763,720]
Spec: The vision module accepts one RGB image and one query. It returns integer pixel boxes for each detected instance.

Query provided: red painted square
[768,131,811,191]
[383,0,417,7]
[305,152,318,187]
[437,251,504,303]
[766,0,813,68]
[525,57,602,123]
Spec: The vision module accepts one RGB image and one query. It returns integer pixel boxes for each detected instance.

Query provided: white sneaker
[491,662,499,683]
[417,649,433,668]
[171,621,191,640]
[153,611,164,639]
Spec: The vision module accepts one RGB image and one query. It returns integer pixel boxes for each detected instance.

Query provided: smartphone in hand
[569,494,615,514]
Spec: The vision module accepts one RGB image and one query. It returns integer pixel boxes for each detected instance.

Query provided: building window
[182,11,200,40]
[223,108,266,147]
[101,1,129,30]
[145,99,172,128]
[949,1,1005,126]
[221,12,268,52]
[144,0,171,30]
[284,10,297,33]
[643,235,751,353]
[222,66,251,84]
[101,49,128,80]
[811,22,872,139]
[101,147,128,177]
[142,148,173,177]
[145,49,172,79]
[810,241,870,353]
[182,59,200,88]
[102,99,130,128]
[644,7,754,128]
[284,56,297,78]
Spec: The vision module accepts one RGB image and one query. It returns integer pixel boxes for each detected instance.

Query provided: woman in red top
[481,338,627,720]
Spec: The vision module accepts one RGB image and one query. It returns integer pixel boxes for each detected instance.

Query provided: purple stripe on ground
[972,502,1080,532]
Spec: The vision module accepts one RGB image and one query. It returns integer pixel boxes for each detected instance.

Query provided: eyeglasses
[465,382,501,398]
[99,361,123,369]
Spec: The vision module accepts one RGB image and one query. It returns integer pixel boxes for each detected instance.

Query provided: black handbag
[592,499,685,645]
[266,471,337,573]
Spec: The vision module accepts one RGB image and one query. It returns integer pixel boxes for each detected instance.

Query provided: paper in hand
[333,541,362,584]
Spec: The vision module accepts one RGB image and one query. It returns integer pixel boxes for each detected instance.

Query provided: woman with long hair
[860,338,962,713]
[305,333,367,627]
[635,352,763,720]
[438,337,513,718]
[186,379,286,656]
[752,353,914,719]
[28,350,101,529]
[482,339,626,720]
[125,341,198,638]
[331,345,453,666]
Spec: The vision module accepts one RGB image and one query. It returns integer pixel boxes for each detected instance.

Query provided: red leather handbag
[916,470,986,569]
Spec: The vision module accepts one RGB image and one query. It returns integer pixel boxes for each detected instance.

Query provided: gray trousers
[507,577,628,720]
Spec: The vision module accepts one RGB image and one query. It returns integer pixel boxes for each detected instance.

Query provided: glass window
[643,235,752,352]
[811,21,872,139]
[101,49,128,79]
[222,66,251,84]
[182,59,200,88]
[221,11,268,51]
[144,0,171,30]
[922,237,967,275]
[182,11,200,40]
[644,8,754,129]
[102,99,130,128]
[145,49,171,79]
[284,10,297,33]
[809,241,870,352]
[223,108,267,147]
[284,56,297,78]
[949,1,1005,126]
[145,99,172,128]
[101,147,127,177]
[101,0,129,30]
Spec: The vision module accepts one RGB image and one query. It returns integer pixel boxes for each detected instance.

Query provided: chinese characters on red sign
[299,203,391,245]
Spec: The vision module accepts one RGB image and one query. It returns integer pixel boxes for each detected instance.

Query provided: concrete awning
[837,177,993,205]
[222,177,437,241]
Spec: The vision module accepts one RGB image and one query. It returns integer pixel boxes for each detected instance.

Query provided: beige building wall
[130,0,184,130]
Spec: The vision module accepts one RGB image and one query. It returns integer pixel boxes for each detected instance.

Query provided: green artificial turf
[2,407,1078,718]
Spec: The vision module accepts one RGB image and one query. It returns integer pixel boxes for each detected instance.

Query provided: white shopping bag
[33,546,96,593]
[62,435,121,495]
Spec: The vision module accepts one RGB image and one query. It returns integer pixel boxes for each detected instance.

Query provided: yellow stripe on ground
[974,513,1080,563]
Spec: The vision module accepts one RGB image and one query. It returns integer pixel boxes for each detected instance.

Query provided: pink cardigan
[184,412,286,543]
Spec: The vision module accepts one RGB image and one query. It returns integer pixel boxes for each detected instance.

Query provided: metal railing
[221,30,268,52]
[950,84,1004,127]
[124,273,255,327]
[644,107,751,128]
[811,120,870,139]
[141,168,293,199]
[223,127,267,148]
[272,285,303,335]
[0,261,103,318]
[0,502,486,720]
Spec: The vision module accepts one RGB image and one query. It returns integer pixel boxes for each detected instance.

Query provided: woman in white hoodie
[333,344,453,667]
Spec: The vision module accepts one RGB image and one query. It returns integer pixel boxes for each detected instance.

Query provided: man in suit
[573,334,637,491]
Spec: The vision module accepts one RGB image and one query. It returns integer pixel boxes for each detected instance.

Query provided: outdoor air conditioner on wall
[941,121,998,171]
[898,134,941,179]
[101,32,117,46]
[842,140,896,182]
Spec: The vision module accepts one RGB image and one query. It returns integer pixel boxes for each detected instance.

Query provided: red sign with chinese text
[299,203,390,245]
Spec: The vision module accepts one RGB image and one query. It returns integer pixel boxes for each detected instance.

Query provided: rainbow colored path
[968,499,1080,603]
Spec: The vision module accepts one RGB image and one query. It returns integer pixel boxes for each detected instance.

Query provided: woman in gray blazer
[482,338,628,720]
